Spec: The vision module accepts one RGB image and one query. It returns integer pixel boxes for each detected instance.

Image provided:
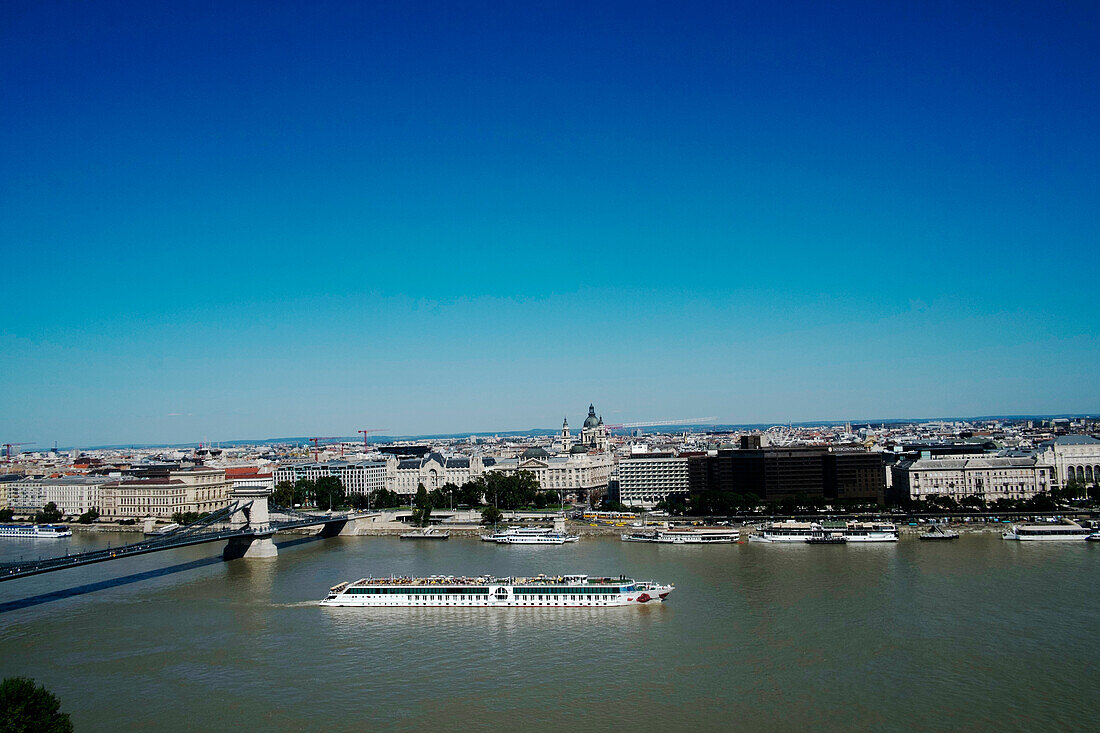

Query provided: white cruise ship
[481,526,579,545]
[749,520,898,543]
[321,573,673,607]
[622,528,739,544]
[1002,522,1092,541]
[0,524,73,538]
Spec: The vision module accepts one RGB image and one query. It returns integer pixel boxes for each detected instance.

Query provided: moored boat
[621,528,739,544]
[320,573,673,607]
[481,526,578,544]
[1002,521,1091,541]
[0,524,73,538]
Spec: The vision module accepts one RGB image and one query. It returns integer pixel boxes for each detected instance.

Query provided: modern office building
[616,454,690,508]
[273,460,387,496]
[687,446,886,503]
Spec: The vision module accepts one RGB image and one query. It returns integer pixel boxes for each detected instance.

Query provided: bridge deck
[0,506,369,582]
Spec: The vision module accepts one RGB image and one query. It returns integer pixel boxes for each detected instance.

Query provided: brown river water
[1,532,1098,731]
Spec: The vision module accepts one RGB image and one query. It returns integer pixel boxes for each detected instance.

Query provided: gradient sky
[2,1,1098,447]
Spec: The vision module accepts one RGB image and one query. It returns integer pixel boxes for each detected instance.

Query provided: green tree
[293,479,316,507]
[0,677,73,733]
[0,508,14,522]
[34,502,63,524]
[481,505,503,525]
[77,507,99,524]
[271,481,295,507]
[314,476,346,511]
[412,484,433,526]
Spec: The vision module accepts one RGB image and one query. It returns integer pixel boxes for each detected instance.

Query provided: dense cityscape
[4,406,1099,528]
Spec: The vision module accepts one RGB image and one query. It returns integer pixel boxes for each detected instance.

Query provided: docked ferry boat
[320,573,673,607]
[481,526,578,544]
[749,520,898,543]
[0,524,73,538]
[622,528,739,544]
[1002,522,1092,541]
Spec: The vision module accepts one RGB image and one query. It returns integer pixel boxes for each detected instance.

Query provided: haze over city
[3,1,1097,447]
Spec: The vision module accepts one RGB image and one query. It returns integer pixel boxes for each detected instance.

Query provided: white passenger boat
[749,520,897,543]
[321,573,673,607]
[748,520,822,543]
[481,526,578,544]
[1002,522,1091,541]
[622,528,739,544]
[842,521,899,543]
[0,524,73,538]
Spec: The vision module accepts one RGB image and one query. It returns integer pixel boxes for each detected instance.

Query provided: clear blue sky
[2,1,1097,447]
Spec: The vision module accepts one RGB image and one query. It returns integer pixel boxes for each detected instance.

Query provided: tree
[0,508,13,523]
[34,502,63,524]
[293,479,316,507]
[960,495,987,512]
[271,481,295,507]
[314,476,346,511]
[481,505,503,525]
[0,677,73,733]
[412,484,433,526]
[77,507,99,524]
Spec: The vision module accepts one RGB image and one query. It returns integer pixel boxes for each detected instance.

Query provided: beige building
[491,449,614,502]
[99,467,230,520]
[892,456,1052,503]
[8,476,110,516]
[1036,435,1100,488]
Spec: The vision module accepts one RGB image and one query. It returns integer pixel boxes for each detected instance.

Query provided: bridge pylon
[224,485,278,560]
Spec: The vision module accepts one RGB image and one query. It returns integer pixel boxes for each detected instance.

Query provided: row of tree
[270,471,561,512]
[655,492,881,516]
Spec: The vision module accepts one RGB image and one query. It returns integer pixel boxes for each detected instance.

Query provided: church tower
[561,416,572,451]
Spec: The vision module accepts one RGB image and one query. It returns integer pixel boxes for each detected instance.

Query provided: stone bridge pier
[223,488,278,560]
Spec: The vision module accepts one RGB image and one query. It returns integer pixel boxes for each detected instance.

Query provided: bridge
[0,485,376,582]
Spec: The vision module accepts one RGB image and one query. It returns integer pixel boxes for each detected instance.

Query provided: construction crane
[308,437,340,461]
[603,417,717,431]
[3,442,34,461]
[357,429,387,450]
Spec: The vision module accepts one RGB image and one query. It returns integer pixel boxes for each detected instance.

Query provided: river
[1,531,1098,731]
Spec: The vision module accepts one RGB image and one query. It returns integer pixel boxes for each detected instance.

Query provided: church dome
[570,444,589,454]
[582,403,599,429]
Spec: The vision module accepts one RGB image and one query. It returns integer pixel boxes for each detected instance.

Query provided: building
[491,451,614,503]
[224,466,275,492]
[0,474,24,510]
[1036,435,1100,488]
[688,446,886,504]
[386,453,496,495]
[577,404,611,452]
[824,449,887,504]
[273,461,388,496]
[98,466,230,520]
[7,476,110,516]
[891,456,1052,503]
[617,454,690,508]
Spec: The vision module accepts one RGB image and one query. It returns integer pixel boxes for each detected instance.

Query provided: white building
[892,456,1052,503]
[1036,435,1100,488]
[272,461,388,497]
[616,454,690,508]
[491,449,613,502]
[387,453,496,495]
[8,476,111,516]
[98,467,230,520]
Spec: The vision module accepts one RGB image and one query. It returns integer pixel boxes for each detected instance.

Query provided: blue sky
[2,0,1098,447]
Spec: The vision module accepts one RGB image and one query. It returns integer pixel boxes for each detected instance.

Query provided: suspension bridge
[0,487,375,582]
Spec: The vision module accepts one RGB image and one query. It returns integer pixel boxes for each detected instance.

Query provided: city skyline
[3,1,1098,446]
